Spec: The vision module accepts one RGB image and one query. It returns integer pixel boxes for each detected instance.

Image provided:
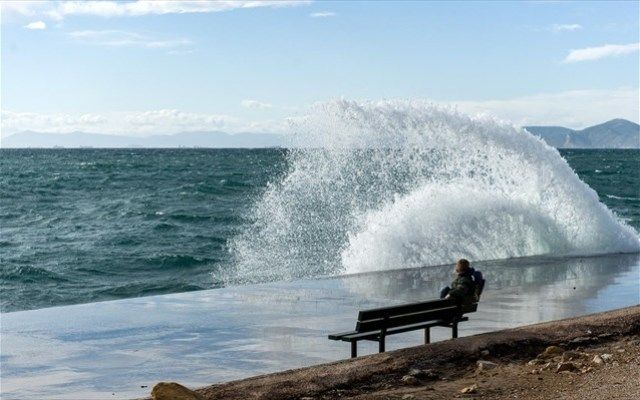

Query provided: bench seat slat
[340,320,447,341]
[356,306,459,332]
[385,316,468,336]
[357,299,454,321]
[329,317,470,342]
[328,331,358,340]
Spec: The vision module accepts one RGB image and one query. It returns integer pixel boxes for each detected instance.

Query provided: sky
[1,0,639,139]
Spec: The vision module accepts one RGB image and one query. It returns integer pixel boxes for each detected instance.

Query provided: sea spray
[228,100,639,282]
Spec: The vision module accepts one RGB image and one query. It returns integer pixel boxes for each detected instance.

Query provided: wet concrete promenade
[1,253,638,399]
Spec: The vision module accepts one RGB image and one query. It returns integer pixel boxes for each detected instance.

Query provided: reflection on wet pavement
[1,253,638,399]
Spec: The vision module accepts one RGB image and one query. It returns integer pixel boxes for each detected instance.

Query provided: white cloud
[310,11,336,18]
[0,110,240,136]
[551,23,582,32]
[241,100,273,109]
[2,1,311,21]
[563,43,640,63]
[1,1,48,17]
[68,30,191,49]
[167,49,197,56]
[24,20,46,30]
[3,88,637,137]
[448,88,639,129]
[126,109,233,129]
[242,118,290,133]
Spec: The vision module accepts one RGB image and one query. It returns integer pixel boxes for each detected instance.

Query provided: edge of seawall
[141,305,640,400]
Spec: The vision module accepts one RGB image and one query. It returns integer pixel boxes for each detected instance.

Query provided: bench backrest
[355,299,477,333]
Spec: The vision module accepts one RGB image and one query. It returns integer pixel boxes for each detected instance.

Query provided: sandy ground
[340,334,640,400]
[145,306,640,400]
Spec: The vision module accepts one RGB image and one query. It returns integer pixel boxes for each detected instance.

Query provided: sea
[2,102,639,313]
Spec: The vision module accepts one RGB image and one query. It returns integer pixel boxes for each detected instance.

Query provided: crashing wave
[228,100,640,282]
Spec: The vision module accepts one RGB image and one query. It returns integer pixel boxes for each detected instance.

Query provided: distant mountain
[2,119,638,148]
[525,119,639,149]
[1,131,286,148]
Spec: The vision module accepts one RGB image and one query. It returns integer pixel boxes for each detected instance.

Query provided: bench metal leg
[452,321,458,339]
[424,327,430,344]
[378,326,387,353]
[351,341,357,358]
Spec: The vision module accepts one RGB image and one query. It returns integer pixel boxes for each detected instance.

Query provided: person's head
[455,258,470,275]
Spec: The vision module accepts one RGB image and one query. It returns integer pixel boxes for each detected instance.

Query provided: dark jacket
[447,271,476,305]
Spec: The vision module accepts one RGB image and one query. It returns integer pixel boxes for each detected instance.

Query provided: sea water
[1,101,639,312]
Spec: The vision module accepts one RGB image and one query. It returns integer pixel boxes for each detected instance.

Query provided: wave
[606,194,639,201]
[1,265,70,283]
[228,100,640,282]
[143,254,217,269]
[93,281,207,298]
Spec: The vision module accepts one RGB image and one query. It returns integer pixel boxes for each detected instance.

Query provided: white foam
[229,100,639,281]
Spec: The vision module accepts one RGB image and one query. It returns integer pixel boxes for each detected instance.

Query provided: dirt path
[146,306,640,400]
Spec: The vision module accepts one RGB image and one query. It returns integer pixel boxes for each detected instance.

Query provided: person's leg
[440,286,450,299]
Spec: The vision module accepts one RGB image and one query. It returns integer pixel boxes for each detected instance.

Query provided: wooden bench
[328,299,477,358]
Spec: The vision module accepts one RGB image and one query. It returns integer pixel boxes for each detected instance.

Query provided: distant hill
[2,119,638,148]
[525,119,639,149]
[1,131,286,148]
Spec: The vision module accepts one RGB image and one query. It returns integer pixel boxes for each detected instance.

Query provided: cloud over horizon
[1,110,234,137]
[564,43,640,63]
[310,11,336,18]
[450,88,639,129]
[0,109,290,137]
[241,100,273,109]
[3,88,638,138]
[551,23,582,32]
[68,30,192,49]
[2,0,312,21]
[24,20,46,30]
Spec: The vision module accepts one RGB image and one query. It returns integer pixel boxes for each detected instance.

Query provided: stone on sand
[601,353,614,362]
[561,350,585,361]
[401,375,419,385]
[540,346,564,358]
[556,362,579,373]
[151,382,203,400]
[460,384,478,394]
[476,360,498,371]
[407,368,439,380]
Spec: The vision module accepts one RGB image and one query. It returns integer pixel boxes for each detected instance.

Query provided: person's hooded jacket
[447,270,476,305]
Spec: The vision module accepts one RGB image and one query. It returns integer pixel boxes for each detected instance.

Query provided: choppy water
[0,149,287,312]
[1,106,639,312]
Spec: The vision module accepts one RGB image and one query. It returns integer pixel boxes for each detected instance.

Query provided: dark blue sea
[1,148,638,312]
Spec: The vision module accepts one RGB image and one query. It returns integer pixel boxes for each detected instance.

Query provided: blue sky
[1,1,638,137]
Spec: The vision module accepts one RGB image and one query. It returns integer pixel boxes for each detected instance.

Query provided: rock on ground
[151,382,203,400]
